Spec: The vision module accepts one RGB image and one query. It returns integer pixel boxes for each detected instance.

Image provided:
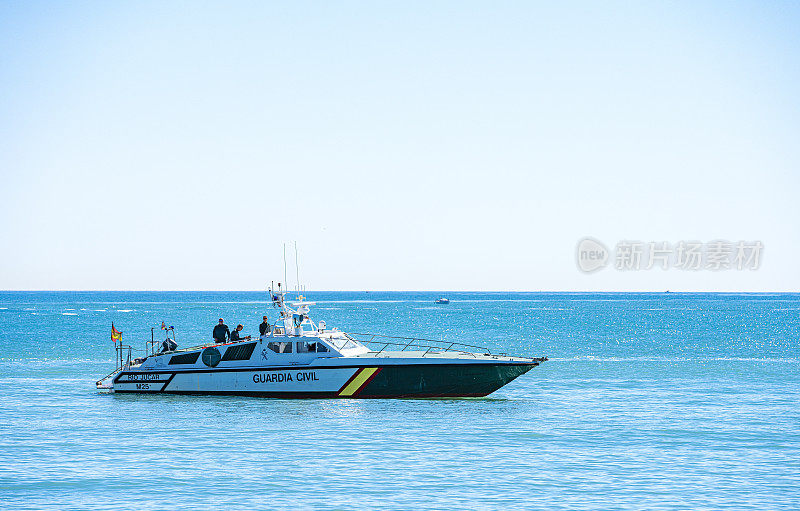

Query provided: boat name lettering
[125,373,164,381]
[252,372,319,383]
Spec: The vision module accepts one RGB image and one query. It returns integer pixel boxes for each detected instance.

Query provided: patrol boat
[96,287,546,398]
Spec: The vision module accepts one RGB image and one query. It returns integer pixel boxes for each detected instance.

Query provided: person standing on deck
[213,318,230,344]
[259,316,271,339]
[231,324,251,342]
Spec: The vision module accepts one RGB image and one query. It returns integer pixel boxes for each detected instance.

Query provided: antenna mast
[294,241,300,293]
[283,243,288,292]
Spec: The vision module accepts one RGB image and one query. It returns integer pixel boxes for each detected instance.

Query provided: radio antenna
[283,243,288,292]
[294,241,300,293]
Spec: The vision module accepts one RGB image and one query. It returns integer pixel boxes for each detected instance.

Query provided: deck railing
[344,332,490,358]
[95,343,134,387]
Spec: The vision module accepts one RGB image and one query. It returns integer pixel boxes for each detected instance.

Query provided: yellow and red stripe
[338,367,381,397]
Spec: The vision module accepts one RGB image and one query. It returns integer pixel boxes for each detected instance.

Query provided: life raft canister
[201,347,221,367]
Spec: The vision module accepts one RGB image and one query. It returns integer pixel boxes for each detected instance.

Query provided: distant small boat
[434,298,450,304]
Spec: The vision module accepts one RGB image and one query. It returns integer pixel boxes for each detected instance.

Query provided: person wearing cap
[230,324,251,343]
[258,316,271,338]
[212,319,230,344]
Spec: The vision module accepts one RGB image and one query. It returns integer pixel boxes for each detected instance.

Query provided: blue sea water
[0,291,798,510]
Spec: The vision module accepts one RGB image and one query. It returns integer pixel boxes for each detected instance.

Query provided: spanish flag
[111,323,123,343]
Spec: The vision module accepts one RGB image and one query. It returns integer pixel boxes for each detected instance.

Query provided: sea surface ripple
[0,291,798,510]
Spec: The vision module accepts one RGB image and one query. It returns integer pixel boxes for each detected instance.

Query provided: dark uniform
[231,329,243,342]
[213,323,230,343]
[259,320,270,336]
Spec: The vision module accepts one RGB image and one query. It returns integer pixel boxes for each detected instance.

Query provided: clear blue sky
[1,1,799,291]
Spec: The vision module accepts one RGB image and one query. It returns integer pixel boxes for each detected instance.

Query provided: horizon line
[1,289,799,294]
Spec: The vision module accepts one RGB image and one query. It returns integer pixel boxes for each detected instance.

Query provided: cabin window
[297,341,331,353]
[169,352,200,365]
[338,339,359,350]
[222,342,256,361]
[267,341,293,354]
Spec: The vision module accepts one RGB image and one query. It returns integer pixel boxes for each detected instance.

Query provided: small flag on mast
[111,323,123,343]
